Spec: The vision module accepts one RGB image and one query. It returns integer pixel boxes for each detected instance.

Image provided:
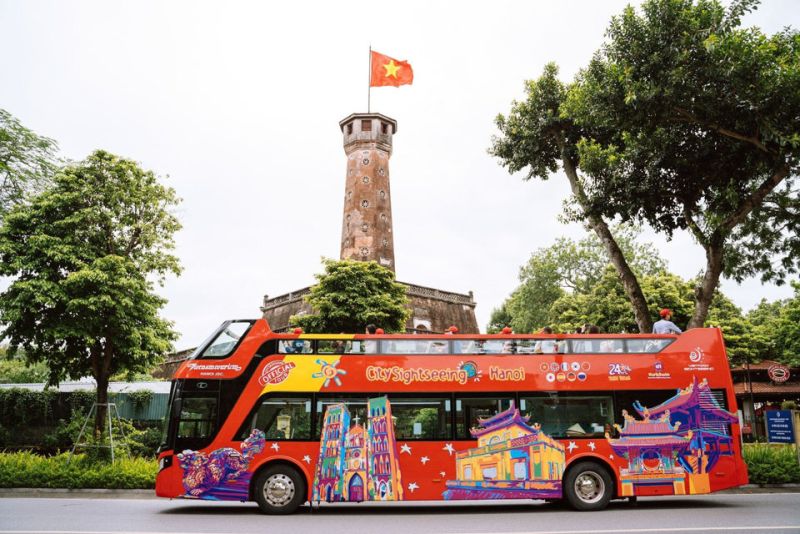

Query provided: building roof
[734,381,800,395]
[731,360,796,372]
[471,402,538,438]
[638,376,737,423]
[0,380,171,394]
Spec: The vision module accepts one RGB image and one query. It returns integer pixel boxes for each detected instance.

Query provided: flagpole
[368,45,372,113]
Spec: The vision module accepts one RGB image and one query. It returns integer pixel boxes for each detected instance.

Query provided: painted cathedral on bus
[312,396,403,502]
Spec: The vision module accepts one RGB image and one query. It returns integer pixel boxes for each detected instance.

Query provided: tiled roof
[734,381,800,395]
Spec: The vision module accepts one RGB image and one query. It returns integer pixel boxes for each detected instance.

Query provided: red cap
[375,328,385,334]
[293,327,303,334]
[501,326,513,334]
[447,325,459,333]
[659,309,672,318]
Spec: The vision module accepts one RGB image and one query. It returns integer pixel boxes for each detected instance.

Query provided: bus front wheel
[254,464,306,515]
[564,462,613,511]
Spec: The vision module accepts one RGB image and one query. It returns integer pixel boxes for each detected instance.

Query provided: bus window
[347,340,378,354]
[626,338,674,353]
[315,396,368,438]
[453,340,480,354]
[455,397,513,439]
[317,340,346,354]
[200,321,252,358]
[598,339,624,353]
[381,340,449,354]
[388,397,451,439]
[278,339,312,354]
[239,396,312,440]
[176,395,218,449]
[520,393,613,438]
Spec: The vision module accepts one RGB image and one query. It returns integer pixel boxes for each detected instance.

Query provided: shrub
[743,443,800,484]
[0,451,156,489]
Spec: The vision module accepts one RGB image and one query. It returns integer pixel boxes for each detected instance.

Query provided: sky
[1,0,798,350]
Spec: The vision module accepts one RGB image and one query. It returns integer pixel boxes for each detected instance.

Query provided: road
[1,493,799,534]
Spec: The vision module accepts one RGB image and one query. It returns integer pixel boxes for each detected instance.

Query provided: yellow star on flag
[383,60,401,79]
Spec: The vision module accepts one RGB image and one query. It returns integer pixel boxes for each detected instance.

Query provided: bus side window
[239,396,312,440]
[454,396,513,439]
[387,397,451,439]
[279,340,312,354]
[520,394,613,438]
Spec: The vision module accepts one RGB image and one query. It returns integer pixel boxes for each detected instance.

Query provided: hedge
[0,451,156,489]
[743,443,800,485]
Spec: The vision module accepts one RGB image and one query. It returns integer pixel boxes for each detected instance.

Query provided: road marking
[449,528,800,534]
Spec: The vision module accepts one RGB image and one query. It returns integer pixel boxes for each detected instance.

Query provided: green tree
[771,282,800,366]
[491,227,666,333]
[491,64,654,332]
[0,109,59,221]
[565,0,800,328]
[292,259,410,333]
[0,150,181,436]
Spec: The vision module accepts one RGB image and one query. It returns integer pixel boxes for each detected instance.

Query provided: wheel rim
[574,470,605,504]
[263,474,295,507]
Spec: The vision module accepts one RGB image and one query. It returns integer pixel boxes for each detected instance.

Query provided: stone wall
[261,281,478,333]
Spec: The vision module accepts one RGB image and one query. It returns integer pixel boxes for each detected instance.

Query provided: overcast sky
[1,0,798,350]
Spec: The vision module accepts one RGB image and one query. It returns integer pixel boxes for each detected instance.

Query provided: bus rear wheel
[254,464,306,515]
[564,461,613,511]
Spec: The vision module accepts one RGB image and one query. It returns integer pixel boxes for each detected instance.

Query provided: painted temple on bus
[443,401,565,500]
[312,396,403,502]
[607,377,738,496]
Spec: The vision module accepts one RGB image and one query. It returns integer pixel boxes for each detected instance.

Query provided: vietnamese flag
[370,51,413,87]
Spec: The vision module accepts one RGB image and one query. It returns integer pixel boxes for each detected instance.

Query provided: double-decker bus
[155,319,748,513]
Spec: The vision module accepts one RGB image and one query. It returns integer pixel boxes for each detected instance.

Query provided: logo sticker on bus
[608,363,632,381]
[258,360,296,386]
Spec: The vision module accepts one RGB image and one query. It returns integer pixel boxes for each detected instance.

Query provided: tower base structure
[261,282,478,334]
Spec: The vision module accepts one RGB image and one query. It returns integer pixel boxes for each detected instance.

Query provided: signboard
[765,410,795,443]
[767,364,790,383]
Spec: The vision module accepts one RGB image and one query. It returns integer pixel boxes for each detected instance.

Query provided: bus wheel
[564,462,613,511]
[254,464,306,515]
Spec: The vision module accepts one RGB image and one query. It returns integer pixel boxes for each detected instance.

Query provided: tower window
[361,223,369,232]
[381,122,388,134]
[378,168,385,176]
[362,158,370,166]
[361,200,369,208]
[360,247,369,257]
[347,123,353,135]
[361,120,372,132]
[379,190,386,199]
[362,176,369,184]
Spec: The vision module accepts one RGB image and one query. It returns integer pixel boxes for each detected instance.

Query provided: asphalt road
[1,493,799,534]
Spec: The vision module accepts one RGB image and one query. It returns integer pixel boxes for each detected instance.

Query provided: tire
[564,461,613,511]
[253,464,306,515]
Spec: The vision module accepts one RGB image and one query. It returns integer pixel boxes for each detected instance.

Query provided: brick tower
[339,113,397,272]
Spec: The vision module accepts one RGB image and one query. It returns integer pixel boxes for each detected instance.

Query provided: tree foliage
[489,226,666,333]
[0,109,59,221]
[0,150,181,435]
[292,259,410,334]
[566,0,800,327]
[493,0,799,330]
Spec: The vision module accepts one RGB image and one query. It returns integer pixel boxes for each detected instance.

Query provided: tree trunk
[558,143,653,333]
[689,235,725,329]
[94,374,109,440]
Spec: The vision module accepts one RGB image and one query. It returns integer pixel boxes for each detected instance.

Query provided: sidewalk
[1,485,799,499]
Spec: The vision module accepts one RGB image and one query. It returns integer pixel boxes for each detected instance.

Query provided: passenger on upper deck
[534,326,557,354]
[652,308,682,334]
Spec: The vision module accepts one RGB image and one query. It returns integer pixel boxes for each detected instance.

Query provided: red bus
[155,320,748,513]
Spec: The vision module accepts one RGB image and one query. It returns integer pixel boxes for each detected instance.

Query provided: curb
[0,488,156,499]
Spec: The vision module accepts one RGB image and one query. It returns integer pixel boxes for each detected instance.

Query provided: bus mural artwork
[313,396,403,502]
[177,429,266,499]
[443,401,565,500]
[155,319,749,514]
[608,376,738,496]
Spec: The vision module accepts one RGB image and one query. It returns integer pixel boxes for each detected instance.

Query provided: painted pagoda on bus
[443,401,565,500]
[312,396,403,502]
[607,377,738,496]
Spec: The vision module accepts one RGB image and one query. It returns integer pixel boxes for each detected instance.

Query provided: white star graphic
[443,443,455,455]
[567,441,578,453]
[408,482,419,492]
[420,456,430,465]
[588,442,596,451]
[609,454,615,460]
[270,442,280,451]
[400,443,412,454]
[302,455,312,464]
[440,471,446,478]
